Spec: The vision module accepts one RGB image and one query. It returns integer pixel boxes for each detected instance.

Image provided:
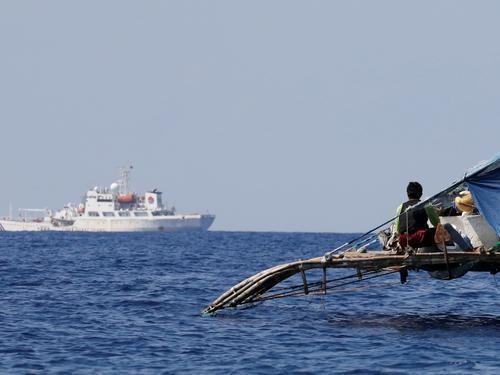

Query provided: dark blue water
[1,232,500,374]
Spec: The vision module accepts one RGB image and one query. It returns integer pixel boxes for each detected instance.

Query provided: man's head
[407,181,423,199]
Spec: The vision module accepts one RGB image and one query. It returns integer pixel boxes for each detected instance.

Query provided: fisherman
[395,182,439,248]
[395,182,472,250]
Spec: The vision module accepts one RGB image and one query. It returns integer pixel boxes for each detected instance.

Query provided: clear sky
[1,1,499,232]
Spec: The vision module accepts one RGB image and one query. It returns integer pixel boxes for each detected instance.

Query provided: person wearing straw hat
[454,191,478,215]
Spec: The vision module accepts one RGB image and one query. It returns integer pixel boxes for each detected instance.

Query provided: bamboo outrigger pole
[202,251,500,315]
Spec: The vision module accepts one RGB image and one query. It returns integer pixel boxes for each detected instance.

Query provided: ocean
[1,231,500,374]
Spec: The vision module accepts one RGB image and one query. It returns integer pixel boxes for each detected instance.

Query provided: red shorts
[399,228,436,248]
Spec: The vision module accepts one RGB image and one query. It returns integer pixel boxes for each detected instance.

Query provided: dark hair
[407,181,423,199]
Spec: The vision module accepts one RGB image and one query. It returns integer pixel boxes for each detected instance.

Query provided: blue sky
[1,1,499,232]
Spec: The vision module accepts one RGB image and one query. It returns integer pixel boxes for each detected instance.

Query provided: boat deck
[327,250,500,272]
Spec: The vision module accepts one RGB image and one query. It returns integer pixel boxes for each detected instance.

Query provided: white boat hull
[0,214,215,232]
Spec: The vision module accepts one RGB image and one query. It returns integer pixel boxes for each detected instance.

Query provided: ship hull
[0,214,215,232]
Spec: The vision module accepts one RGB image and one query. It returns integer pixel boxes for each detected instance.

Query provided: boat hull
[0,214,215,232]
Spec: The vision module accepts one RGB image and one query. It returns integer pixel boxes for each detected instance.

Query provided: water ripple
[1,231,500,373]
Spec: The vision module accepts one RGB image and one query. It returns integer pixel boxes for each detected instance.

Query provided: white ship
[0,167,215,232]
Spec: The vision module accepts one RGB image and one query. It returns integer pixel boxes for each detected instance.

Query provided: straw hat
[454,191,475,213]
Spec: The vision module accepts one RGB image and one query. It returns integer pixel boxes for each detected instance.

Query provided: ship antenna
[119,165,133,194]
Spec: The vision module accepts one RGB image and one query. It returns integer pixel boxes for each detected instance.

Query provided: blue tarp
[466,154,500,236]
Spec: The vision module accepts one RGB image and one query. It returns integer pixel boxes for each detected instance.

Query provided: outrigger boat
[203,154,500,315]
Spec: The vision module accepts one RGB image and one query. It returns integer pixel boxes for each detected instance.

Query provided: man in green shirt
[395,182,472,250]
[395,182,439,248]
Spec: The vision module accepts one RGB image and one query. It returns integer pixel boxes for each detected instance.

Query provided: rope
[248,268,435,305]
[327,233,379,256]
[267,269,385,293]
[214,269,433,312]
[357,238,379,253]
[249,268,401,303]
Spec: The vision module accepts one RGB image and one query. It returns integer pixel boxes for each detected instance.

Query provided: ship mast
[119,165,133,194]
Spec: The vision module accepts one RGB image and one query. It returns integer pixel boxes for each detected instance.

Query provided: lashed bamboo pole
[207,261,305,310]
[203,252,500,315]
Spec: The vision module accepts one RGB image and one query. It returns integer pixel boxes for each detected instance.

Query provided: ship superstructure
[0,167,215,232]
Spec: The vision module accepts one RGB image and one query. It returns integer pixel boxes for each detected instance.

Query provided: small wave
[327,312,500,331]
[114,299,164,308]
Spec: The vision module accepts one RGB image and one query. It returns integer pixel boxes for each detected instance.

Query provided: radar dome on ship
[110,182,119,192]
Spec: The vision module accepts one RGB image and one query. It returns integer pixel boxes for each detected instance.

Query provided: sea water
[1,231,500,374]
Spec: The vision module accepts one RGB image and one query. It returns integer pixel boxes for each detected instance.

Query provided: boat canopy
[464,153,500,236]
[396,153,500,238]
